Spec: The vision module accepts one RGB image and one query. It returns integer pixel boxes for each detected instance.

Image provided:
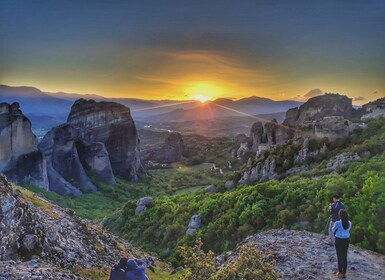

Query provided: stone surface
[0,102,48,190]
[39,124,97,196]
[224,180,235,191]
[141,132,184,164]
[0,175,142,276]
[361,97,385,120]
[204,185,216,193]
[67,99,143,182]
[283,93,354,127]
[326,152,360,169]
[186,215,201,235]
[135,197,154,215]
[223,229,385,280]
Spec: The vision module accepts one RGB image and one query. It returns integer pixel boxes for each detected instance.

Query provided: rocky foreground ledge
[0,175,144,279]
[224,229,385,280]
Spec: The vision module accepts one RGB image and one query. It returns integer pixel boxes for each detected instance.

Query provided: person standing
[329,195,345,244]
[332,209,352,279]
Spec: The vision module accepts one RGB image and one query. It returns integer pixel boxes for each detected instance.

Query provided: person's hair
[339,209,349,230]
[333,194,340,200]
[118,257,128,268]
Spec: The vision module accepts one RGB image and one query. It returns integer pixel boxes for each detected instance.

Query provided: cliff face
[67,99,142,181]
[0,103,48,189]
[39,99,141,196]
[283,93,354,127]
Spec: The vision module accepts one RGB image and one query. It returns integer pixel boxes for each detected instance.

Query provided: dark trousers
[335,237,349,274]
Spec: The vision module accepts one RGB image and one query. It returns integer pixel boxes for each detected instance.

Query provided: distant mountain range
[0,84,301,134]
[148,97,301,122]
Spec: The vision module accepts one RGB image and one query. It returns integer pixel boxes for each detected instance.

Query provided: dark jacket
[109,264,126,280]
[125,259,148,280]
[330,201,345,222]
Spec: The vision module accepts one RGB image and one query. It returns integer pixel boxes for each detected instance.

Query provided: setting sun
[186,83,225,102]
[194,95,210,103]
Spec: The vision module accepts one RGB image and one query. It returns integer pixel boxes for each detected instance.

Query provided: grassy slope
[23,163,226,220]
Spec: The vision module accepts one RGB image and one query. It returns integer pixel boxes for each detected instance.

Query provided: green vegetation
[183,135,237,167]
[178,239,278,280]
[23,163,225,220]
[107,154,385,265]
[106,119,385,265]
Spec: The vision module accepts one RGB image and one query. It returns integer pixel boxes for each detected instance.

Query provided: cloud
[353,96,365,101]
[303,89,323,98]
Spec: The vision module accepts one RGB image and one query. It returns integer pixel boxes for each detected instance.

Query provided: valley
[1,86,385,279]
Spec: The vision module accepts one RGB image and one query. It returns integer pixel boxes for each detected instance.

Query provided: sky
[1,0,384,104]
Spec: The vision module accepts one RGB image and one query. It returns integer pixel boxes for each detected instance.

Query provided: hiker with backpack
[332,209,352,279]
[109,257,155,280]
[328,195,345,244]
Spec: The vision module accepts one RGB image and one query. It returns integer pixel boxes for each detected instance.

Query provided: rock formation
[67,99,143,182]
[326,152,361,169]
[0,175,143,277]
[135,197,154,215]
[0,102,48,189]
[361,97,385,120]
[39,99,143,196]
[283,93,354,127]
[141,132,184,164]
[220,229,385,280]
[250,120,294,153]
[186,215,201,235]
[39,124,98,196]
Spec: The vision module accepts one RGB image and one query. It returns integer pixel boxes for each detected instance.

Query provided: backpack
[109,266,126,280]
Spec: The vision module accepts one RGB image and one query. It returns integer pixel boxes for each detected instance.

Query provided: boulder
[204,185,216,193]
[135,197,154,215]
[0,102,48,189]
[224,181,235,191]
[186,215,201,235]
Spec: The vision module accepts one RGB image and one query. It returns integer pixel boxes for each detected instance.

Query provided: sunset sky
[1,0,384,104]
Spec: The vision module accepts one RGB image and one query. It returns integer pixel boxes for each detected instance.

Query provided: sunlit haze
[1,1,384,105]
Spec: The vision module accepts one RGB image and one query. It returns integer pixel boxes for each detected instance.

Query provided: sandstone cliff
[39,99,143,196]
[0,102,48,189]
[67,99,143,182]
[283,93,355,127]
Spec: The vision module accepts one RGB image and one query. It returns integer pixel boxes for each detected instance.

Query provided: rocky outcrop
[361,97,385,120]
[39,99,143,195]
[314,116,367,140]
[141,132,184,164]
[326,152,360,169]
[239,156,277,185]
[186,215,201,235]
[221,229,385,280]
[0,175,142,272]
[250,120,294,153]
[283,93,354,127]
[135,197,154,215]
[0,102,48,189]
[67,99,143,182]
[39,124,98,196]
